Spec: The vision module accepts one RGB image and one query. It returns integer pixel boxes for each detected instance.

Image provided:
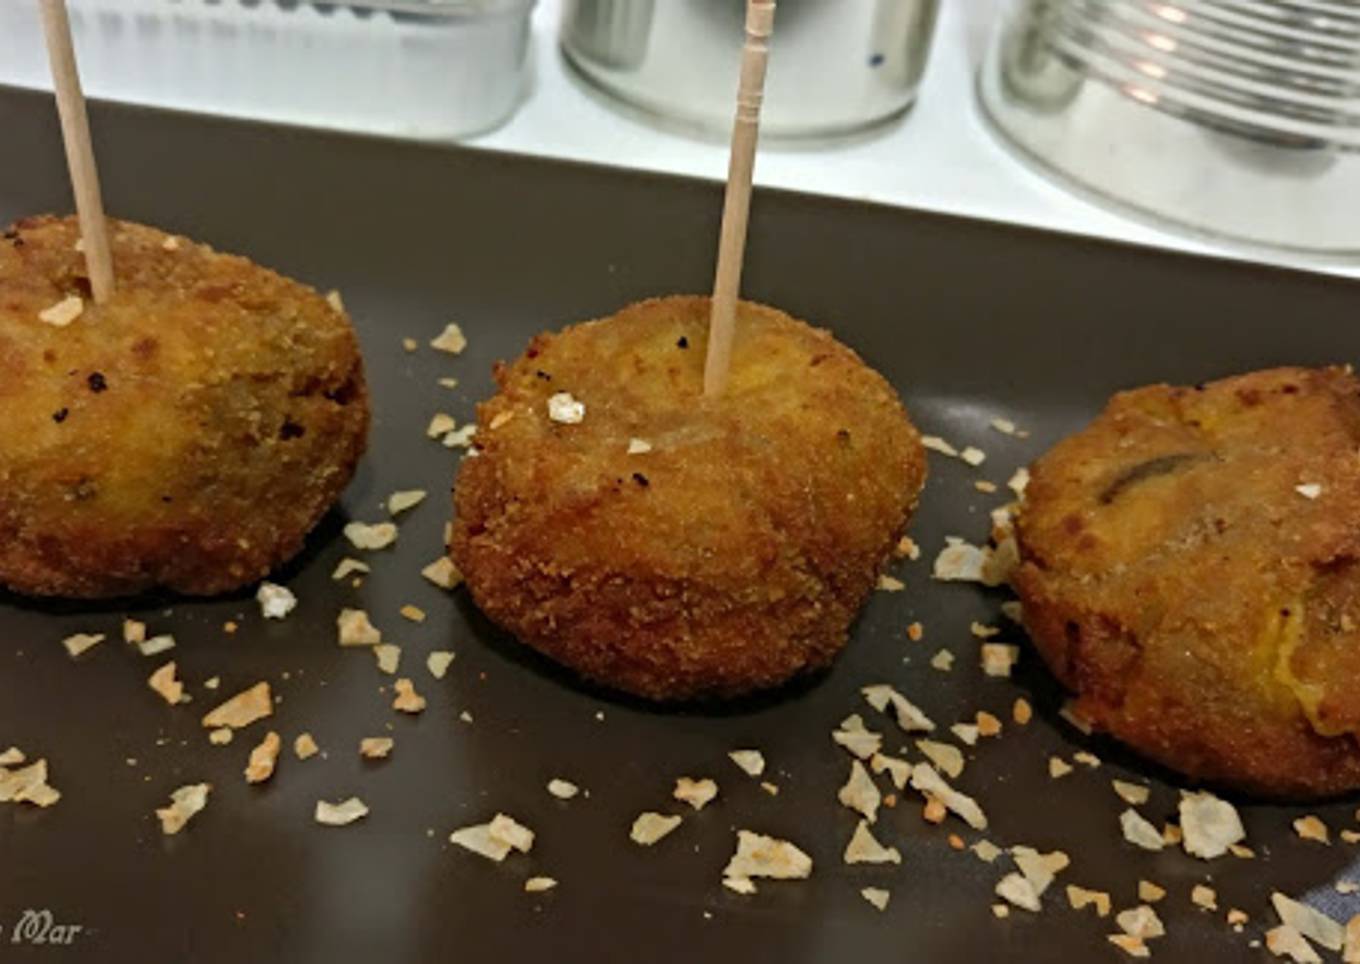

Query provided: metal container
[978,0,1360,255]
[0,0,536,141]
[560,0,941,138]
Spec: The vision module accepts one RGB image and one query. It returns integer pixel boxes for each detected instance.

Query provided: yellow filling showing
[1267,601,1339,736]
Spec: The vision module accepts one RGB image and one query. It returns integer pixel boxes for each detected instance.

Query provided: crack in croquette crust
[0,215,369,597]
[1015,365,1360,798]
[452,296,926,701]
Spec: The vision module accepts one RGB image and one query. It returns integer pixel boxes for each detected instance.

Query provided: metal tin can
[560,0,941,138]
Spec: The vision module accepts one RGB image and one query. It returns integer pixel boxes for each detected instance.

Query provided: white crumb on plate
[861,684,936,733]
[422,557,463,590]
[1272,892,1345,952]
[960,446,987,466]
[392,678,426,714]
[427,413,456,438]
[315,797,369,827]
[156,783,210,834]
[723,830,812,881]
[62,633,104,658]
[343,521,398,551]
[861,887,891,911]
[674,777,718,810]
[1267,924,1323,963]
[910,763,987,830]
[147,662,185,705]
[443,424,478,449]
[728,749,765,777]
[245,732,281,784]
[832,714,882,760]
[980,644,1020,678]
[837,760,881,823]
[916,739,964,779]
[1179,791,1245,859]
[387,490,427,515]
[359,737,394,760]
[373,644,401,675]
[1120,809,1166,852]
[201,682,272,730]
[430,322,467,354]
[138,634,176,657]
[921,435,959,457]
[1112,780,1150,806]
[547,778,580,800]
[427,651,456,680]
[844,820,900,865]
[524,877,557,894]
[630,812,683,846]
[294,733,319,760]
[256,582,297,620]
[338,609,382,646]
[332,558,370,581]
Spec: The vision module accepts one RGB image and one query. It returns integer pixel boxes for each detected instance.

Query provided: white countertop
[4,0,1357,282]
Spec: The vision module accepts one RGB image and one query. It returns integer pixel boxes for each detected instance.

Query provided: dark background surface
[1,85,1359,963]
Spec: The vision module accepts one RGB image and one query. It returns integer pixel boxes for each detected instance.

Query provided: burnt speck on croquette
[0,214,369,598]
[1015,366,1360,799]
[451,295,926,701]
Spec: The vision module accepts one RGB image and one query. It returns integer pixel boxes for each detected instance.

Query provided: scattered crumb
[123,619,147,645]
[1117,905,1165,940]
[674,777,718,810]
[137,634,176,657]
[980,644,1020,678]
[343,521,398,551]
[861,684,936,733]
[208,728,234,746]
[916,740,964,779]
[877,574,905,592]
[256,582,297,620]
[524,877,557,894]
[147,662,185,705]
[399,604,426,624]
[315,797,369,827]
[427,413,456,439]
[392,678,426,714]
[922,435,959,457]
[971,622,1001,639]
[294,733,319,760]
[1059,701,1094,735]
[547,779,580,801]
[907,621,924,641]
[910,763,987,830]
[430,322,467,354]
[1192,885,1218,911]
[869,752,911,790]
[1228,908,1250,929]
[156,783,210,834]
[245,732,281,784]
[1012,846,1069,897]
[627,437,653,455]
[62,633,104,658]
[1337,882,1360,895]
[972,840,1003,863]
[1180,791,1246,859]
[760,781,779,796]
[38,295,83,327]
[359,737,394,760]
[729,750,765,777]
[388,490,427,515]
[992,904,1010,919]
[204,677,220,690]
[438,377,458,390]
[996,873,1041,912]
[338,609,382,646]
[1013,699,1032,725]
[1008,467,1030,497]
[1049,757,1074,779]
[724,830,812,881]
[1067,885,1112,917]
[374,644,401,675]
[1112,780,1151,806]
[951,723,979,746]
[0,748,23,767]
[1295,815,1330,844]
[1121,809,1166,852]
[1073,751,1101,769]
[1267,924,1323,963]
[961,446,986,466]
[974,480,998,494]
[631,812,683,846]
[422,557,463,590]
[723,876,757,895]
[990,417,1018,435]
[1138,881,1166,903]
[1272,892,1345,952]
[861,887,891,912]
[324,289,342,310]
[0,758,61,807]
[832,714,883,759]
[402,337,418,353]
[975,712,1003,738]
[930,649,955,672]
[427,651,456,680]
[895,536,921,560]
[1107,934,1151,959]
[442,424,477,449]
[838,760,882,822]
[201,682,272,730]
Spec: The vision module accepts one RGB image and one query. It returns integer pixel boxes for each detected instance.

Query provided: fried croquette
[1014,366,1360,798]
[451,295,925,701]
[0,215,368,598]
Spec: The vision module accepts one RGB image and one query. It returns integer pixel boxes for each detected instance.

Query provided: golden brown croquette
[1015,366,1360,798]
[452,296,925,701]
[0,215,368,597]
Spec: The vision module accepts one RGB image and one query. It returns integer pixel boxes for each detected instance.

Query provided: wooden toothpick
[39,0,114,303]
[703,0,775,398]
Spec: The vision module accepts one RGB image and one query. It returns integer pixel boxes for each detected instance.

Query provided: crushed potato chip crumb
[399,605,426,623]
[1049,757,1074,779]
[156,783,210,834]
[392,678,426,714]
[832,714,882,759]
[422,557,463,590]
[724,830,812,881]
[138,634,176,657]
[1121,809,1166,852]
[373,644,401,675]
[1294,815,1330,844]
[930,649,955,672]
[388,490,427,515]
[729,750,765,777]
[844,820,900,865]
[148,662,185,705]
[1116,905,1165,940]
[922,435,959,457]
[917,739,964,779]
[294,733,319,760]
[951,723,979,746]
[431,322,467,354]
[1068,885,1112,917]
[862,684,936,733]
[674,777,718,810]
[1179,791,1245,859]
[907,621,924,641]
[315,797,369,827]
[359,737,394,760]
[1267,924,1323,963]
[960,446,986,466]
[332,558,370,581]
[1112,780,1150,806]
[838,760,882,822]
[1138,881,1166,903]
[1008,467,1030,497]
[427,413,457,439]
[547,778,580,800]
[62,633,104,658]
[1272,892,1345,952]
[1192,885,1218,911]
[1073,751,1101,769]
[1296,483,1323,500]
[524,877,557,894]
[723,876,757,895]
[980,644,1020,678]
[245,732,281,784]
[0,747,24,767]
[895,536,921,560]
[996,873,1041,912]
[442,424,477,449]
[976,712,1003,737]
[209,728,234,746]
[992,904,1011,919]
[427,651,456,680]
[402,337,417,352]
[972,840,1003,863]
[201,682,272,730]
[870,752,911,790]
[256,582,297,620]
[123,619,147,645]
[910,764,986,830]
[343,521,398,551]
[861,887,891,911]
[547,392,585,424]
[877,574,905,592]
[338,608,382,646]
[0,758,61,808]
[1107,934,1151,959]
[630,812,683,846]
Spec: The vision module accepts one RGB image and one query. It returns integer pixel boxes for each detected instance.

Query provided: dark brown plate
[1,86,1358,964]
